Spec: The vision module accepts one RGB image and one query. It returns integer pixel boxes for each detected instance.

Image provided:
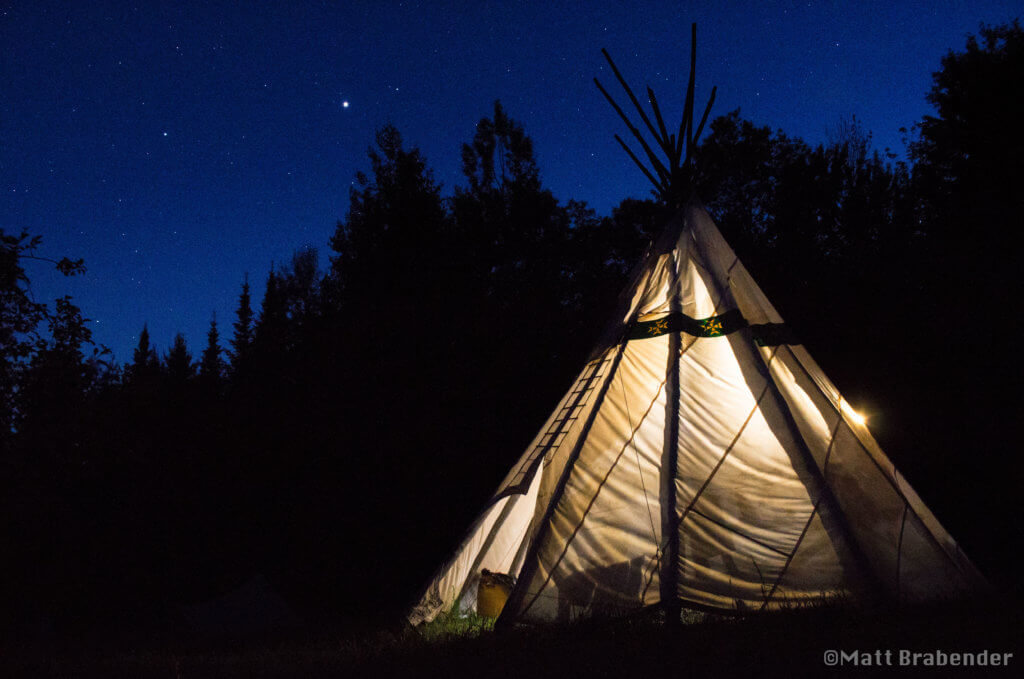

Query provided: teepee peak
[595,24,717,208]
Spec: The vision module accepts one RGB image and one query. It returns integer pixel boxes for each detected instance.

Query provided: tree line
[1,22,1020,635]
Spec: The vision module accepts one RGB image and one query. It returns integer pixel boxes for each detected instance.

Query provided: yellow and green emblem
[700,317,724,337]
[648,318,669,336]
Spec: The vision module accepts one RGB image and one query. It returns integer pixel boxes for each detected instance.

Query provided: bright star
[342,101,349,108]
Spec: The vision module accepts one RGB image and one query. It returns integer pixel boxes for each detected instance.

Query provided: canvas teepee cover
[408,201,985,626]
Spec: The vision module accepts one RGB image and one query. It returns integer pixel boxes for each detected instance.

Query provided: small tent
[409,28,985,626]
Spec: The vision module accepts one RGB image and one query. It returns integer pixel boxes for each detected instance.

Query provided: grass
[416,609,495,642]
[4,598,1022,678]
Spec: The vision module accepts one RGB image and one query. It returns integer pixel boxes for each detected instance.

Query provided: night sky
[2,1,1019,364]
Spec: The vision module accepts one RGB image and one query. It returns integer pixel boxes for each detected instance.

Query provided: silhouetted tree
[0,229,84,441]
[199,313,224,386]
[461,100,540,195]
[127,324,160,384]
[911,20,1023,238]
[254,269,288,356]
[326,123,448,420]
[909,20,1023,357]
[329,124,447,295]
[452,101,576,351]
[228,274,254,372]
[565,197,667,323]
[908,21,1023,339]
[454,100,563,293]
[164,332,194,385]
[693,110,917,326]
[904,21,1024,578]
[827,114,873,160]
[282,248,320,325]
[18,297,97,443]
[0,235,92,633]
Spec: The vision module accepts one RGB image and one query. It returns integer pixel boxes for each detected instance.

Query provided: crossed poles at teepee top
[594,23,717,208]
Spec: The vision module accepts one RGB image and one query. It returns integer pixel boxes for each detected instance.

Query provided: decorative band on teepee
[628,308,797,346]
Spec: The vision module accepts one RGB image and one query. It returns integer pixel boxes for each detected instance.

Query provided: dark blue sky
[2,1,1019,364]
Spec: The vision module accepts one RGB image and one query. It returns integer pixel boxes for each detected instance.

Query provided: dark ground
[5,598,1022,678]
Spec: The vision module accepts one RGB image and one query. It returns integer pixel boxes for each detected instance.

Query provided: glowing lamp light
[840,399,867,426]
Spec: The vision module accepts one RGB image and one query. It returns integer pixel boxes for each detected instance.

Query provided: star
[342,101,349,108]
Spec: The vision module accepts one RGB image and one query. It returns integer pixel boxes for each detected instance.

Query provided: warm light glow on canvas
[840,399,866,426]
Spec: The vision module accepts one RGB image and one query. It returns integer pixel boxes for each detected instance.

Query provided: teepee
[408,27,985,626]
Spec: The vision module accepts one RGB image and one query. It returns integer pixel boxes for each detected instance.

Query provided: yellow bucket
[477,569,514,619]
